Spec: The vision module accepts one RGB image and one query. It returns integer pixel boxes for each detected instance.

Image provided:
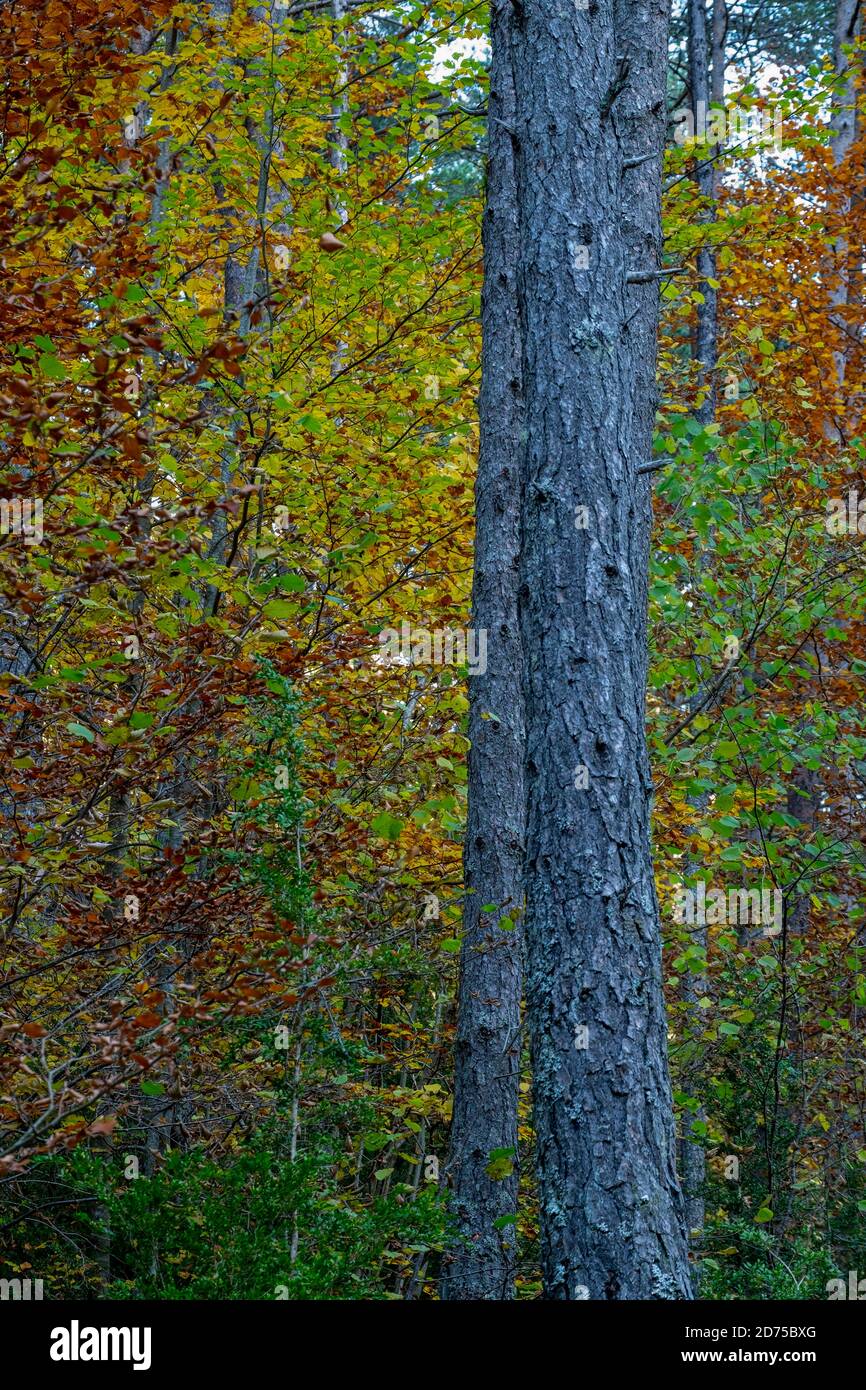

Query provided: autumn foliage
[1,0,865,1299]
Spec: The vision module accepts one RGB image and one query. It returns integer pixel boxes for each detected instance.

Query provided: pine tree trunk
[514,0,692,1299]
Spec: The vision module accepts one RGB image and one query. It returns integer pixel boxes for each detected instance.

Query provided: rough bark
[678,958,707,1245]
[441,0,524,1302]
[514,0,692,1299]
[711,0,726,108]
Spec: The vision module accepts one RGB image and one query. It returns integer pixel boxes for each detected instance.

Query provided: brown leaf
[319,231,346,252]
[86,1116,118,1138]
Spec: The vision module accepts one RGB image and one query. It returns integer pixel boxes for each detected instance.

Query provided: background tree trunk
[442,0,525,1301]
[689,0,718,422]
[677,0,726,1263]
[711,0,726,108]
[828,0,861,421]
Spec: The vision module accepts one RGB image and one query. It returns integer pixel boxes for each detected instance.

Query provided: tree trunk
[831,0,860,169]
[711,0,726,108]
[514,0,692,1299]
[689,0,717,422]
[676,0,726,1263]
[442,0,525,1301]
[828,0,861,420]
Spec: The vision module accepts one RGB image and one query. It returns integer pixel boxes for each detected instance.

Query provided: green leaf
[370,812,404,841]
[262,599,298,620]
[485,1146,516,1180]
[39,352,65,380]
[67,721,95,742]
[229,776,262,802]
[363,1132,390,1153]
[298,412,324,433]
